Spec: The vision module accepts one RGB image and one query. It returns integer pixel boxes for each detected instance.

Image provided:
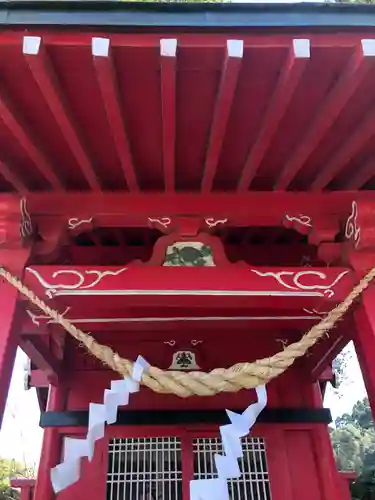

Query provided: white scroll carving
[68,217,93,230]
[25,267,128,298]
[26,307,71,326]
[303,308,330,317]
[163,340,176,346]
[191,340,203,346]
[205,218,228,228]
[345,201,360,248]
[284,214,312,227]
[148,217,171,229]
[20,198,33,238]
[251,269,349,298]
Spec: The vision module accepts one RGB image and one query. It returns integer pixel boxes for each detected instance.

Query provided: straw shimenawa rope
[1,266,374,398]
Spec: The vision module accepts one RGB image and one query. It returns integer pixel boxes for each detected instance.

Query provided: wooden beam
[0,158,27,194]
[276,39,375,190]
[20,336,61,382]
[25,191,375,214]
[160,39,177,192]
[23,36,99,190]
[24,264,353,307]
[202,40,243,192]
[91,37,138,191]
[344,154,375,189]
[23,191,375,228]
[238,39,310,191]
[30,369,49,388]
[307,331,349,381]
[0,86,62,191]
[311,105,375,190]
[40,407,332,428]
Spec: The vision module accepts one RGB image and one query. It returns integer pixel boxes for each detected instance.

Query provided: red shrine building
[2,1,375,499]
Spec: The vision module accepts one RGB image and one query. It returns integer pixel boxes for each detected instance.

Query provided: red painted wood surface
[0,22,372,500]
[52,423,341,500]
[22,265,353,317]
[0,249,30,427]
[0,33,372,192]
[10,479,35,500]
[33,385,65,500]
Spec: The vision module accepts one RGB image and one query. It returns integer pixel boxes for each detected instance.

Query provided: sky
[0,342,367,468]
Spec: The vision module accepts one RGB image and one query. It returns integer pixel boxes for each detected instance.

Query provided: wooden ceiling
[0,32,375,193]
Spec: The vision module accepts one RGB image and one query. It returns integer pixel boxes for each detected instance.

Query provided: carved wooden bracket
[33,216,68,262]
[308,218,340,246]
[148,216,228,235]
[344,200,375,251]
[283,214,313,235]
[0,197,34,250]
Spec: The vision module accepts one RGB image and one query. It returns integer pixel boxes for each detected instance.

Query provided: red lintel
[23,191,375,218]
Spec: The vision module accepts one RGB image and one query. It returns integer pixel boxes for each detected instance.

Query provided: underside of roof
[0,3,375,193]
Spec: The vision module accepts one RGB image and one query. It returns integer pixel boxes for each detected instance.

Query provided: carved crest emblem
[163,242,215,267]
[169,351,200,370]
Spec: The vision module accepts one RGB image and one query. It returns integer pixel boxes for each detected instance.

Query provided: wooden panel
[284,429,323,500]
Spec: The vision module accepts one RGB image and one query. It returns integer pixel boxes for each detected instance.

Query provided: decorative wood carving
[250,269,349,298]
[345,201,360,248]
[130,231,232,267]
[343,200,375,251]
[283,214,312,234]
[24,264,353,301]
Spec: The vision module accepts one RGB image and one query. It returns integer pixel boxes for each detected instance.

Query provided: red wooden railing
[10,478,36,500]
[339,471,357,500]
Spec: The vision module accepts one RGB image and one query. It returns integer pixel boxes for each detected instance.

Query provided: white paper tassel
[190,385,267,499]
[50,356,149,493]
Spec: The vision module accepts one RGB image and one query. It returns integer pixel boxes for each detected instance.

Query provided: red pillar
[33,384,65,500]
[0,249,30,429]
[309,383,342,500]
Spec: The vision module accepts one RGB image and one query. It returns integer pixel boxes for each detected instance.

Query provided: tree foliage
[331,397,375,499]
[335,0,375,3]
[0,458,24,500]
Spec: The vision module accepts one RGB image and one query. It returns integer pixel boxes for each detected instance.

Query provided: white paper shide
[50,356,149,493]
[190,385,267,500]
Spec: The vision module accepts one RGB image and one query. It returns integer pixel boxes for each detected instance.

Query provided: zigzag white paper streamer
[190,385,267,500]
[50,355,149,493]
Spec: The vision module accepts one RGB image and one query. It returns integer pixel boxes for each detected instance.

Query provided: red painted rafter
[311,105,375,190]
[308,331,348,381]
[346,155,375,189]
[202,40,243,192]
[238,39,310,191]
[0,85,62,191]
[0,158,27,193]
[20,336,61,381]
[160,39,177,192]
[22,36,100,190]
[92,38,138,192]
[276,39,375,190]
